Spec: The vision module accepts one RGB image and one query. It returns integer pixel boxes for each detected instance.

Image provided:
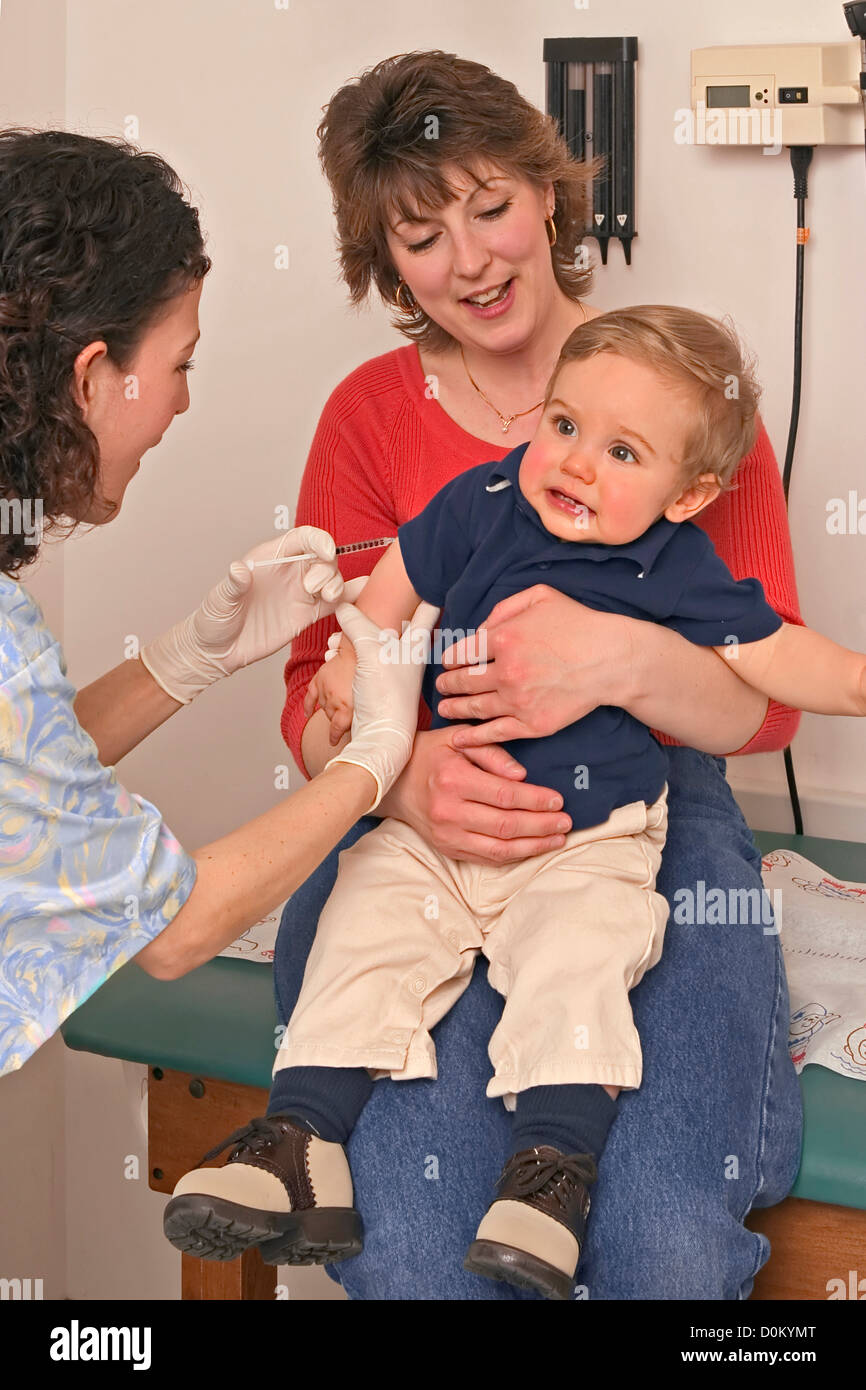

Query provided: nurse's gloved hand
[140,528,367,705]
[324,598,441,812]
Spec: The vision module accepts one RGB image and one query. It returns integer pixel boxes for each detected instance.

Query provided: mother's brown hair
[0,129,210,576]
[317,50,599,353]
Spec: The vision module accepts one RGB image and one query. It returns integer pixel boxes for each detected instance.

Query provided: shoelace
[498,1149,598,1212]
[195,1115,290,1168]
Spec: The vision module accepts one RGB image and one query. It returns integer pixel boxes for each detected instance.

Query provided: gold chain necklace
[459,302,588,434]
[460,344,544,433]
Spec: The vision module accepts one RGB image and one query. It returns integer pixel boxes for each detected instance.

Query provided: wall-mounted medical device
[543,37,638,264]
[690,41,862,145]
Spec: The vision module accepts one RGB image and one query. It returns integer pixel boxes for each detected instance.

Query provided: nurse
[0,128,436,1075]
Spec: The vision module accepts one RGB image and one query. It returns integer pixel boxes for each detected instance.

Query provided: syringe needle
[250,536,396,568]
[251,552,319,567]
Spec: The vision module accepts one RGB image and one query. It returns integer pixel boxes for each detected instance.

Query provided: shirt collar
[485,441,679,577]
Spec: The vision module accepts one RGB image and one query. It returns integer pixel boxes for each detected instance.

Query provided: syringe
[250,536,397,568]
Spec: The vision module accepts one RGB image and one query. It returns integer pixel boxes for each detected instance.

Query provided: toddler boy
[166,306,866,1299]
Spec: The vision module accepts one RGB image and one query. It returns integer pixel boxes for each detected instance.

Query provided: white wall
[2,0,863,1301]
[60,0,866,847]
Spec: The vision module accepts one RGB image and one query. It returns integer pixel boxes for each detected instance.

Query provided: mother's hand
[381,727,573,866]
[141,526,362,704]
[432,584,636,748]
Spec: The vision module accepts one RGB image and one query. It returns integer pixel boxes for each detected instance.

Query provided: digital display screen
[706,84,751,108]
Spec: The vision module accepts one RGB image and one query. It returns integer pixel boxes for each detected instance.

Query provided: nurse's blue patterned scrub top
[0,575,197,1075]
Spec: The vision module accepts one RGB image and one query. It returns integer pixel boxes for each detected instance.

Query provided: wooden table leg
[181,1249,277,1300]
[746,1196,866,1299]
[147,1066,277,1300]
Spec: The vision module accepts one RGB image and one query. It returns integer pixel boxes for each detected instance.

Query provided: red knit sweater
[282,344,803,777]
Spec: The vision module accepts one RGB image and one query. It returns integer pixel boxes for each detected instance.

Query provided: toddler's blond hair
[546,304,762,497]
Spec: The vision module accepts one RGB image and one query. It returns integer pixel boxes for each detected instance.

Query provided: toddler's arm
[346,537,424,632]
[303,540,425,743]
[714,623,866,716]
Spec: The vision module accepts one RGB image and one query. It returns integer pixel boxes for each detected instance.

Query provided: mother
[0,129,434,1075]
[274,52,804,1299]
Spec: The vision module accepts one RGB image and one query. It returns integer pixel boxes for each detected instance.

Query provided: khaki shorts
[274,785,669,1107]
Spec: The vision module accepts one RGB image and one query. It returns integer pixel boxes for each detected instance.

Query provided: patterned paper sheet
[218,901,286,964]
[760,849,866,1081]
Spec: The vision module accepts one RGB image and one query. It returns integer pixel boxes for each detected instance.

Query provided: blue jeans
[272,747,803,1299]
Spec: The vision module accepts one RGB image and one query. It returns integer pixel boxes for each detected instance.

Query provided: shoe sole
[464,1239,575,1300]
[163,1193,363,1266]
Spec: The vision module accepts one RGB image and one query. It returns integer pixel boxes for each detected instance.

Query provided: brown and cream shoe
[464,1146,597,1300]
[163,1114,362,1266]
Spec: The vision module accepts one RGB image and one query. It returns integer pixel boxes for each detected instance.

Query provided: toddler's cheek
[519,440,554,486]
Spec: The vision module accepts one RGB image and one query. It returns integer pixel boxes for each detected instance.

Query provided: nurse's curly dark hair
[0,129,211,576]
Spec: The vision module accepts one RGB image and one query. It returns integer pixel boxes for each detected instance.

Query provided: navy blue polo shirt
[397,441,782,830]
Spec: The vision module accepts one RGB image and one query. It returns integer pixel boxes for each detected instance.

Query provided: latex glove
[324,598,440,811]
[141,527,364,704]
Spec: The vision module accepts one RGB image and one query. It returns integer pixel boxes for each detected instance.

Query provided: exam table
[61,828,866,1301]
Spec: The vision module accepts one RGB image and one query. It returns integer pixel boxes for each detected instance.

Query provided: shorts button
[411,977,426,994]
[539,561,551,570]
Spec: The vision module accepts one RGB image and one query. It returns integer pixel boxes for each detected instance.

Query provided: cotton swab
[249,536,397,568]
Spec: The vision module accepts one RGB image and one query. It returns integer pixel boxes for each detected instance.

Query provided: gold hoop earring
[395,279,417,313]
[546,215,557,248]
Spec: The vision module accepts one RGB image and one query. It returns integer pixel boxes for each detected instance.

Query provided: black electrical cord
[779,145,813,836]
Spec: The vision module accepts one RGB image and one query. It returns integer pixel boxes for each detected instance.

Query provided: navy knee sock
[267,1065,373,1144]
[511,1083,618,1163]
